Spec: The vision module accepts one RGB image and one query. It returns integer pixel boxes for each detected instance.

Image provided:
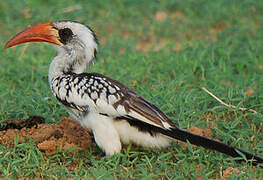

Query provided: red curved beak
[4,22,62,49]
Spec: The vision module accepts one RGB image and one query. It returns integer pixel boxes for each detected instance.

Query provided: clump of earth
[0,116,92,155]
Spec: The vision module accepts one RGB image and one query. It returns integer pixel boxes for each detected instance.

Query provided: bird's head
[5,21,98,67]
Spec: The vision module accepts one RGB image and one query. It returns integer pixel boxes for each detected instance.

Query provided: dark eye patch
[58,28,73,44]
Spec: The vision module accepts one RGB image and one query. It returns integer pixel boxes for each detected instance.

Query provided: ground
[0,0,263,179]
[0,117,92,155]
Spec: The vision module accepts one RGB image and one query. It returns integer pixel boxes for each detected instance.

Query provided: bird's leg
[84,113,122,156]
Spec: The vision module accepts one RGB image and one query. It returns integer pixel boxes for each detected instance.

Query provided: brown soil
[0,117,92,155]
[220,167,239,179]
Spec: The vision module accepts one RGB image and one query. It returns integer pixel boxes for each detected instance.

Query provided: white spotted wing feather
[51,72,175,130]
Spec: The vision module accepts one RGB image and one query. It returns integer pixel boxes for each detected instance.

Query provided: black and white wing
[51,72,176,131]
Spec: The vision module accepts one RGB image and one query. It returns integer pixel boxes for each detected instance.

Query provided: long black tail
[161,127,263,166]
[121,116,263,166]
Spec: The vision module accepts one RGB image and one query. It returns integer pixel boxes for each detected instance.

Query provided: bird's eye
[58,28,73,44]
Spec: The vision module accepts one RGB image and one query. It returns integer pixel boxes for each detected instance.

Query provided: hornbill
[4,21,263,165]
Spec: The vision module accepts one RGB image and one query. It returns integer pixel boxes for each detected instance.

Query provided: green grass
[0,0,263,179]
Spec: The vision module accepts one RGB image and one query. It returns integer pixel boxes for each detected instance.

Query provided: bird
[4,21,263,166]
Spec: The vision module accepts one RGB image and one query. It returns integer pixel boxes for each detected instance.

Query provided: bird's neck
[48,51,86,84]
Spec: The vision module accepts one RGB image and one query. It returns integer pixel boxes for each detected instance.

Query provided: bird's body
[5,21,263,165]
[50,72,172,155]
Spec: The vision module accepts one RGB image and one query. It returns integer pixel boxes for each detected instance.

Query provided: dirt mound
[0,116,92,155]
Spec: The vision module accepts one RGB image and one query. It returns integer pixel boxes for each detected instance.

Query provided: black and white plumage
[51,71,173,154]
[5,21,263,165]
